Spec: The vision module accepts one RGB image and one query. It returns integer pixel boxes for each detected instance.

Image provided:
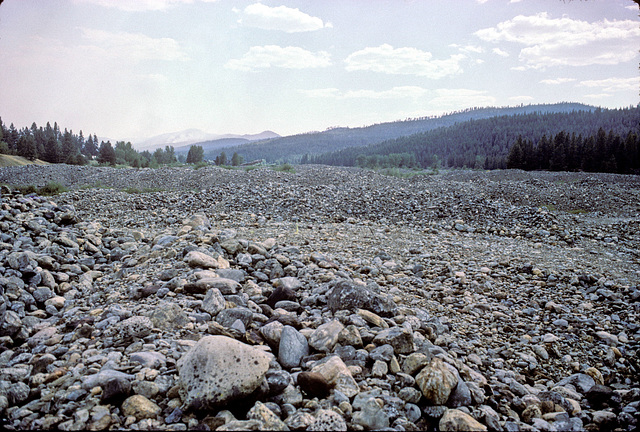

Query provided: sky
[0,0,638,145]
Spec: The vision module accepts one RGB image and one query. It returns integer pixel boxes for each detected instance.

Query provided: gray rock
[308,409,347,432]
[177,335,271,410]
[150,302,188,330]
[352,396,389,430]
[202,288,226,316]
[372,327,414,354]
[216,307,253,328]
[308,320,344,353]
[278,325,309,369]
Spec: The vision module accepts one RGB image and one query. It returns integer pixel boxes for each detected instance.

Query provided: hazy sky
[0,0,638,143]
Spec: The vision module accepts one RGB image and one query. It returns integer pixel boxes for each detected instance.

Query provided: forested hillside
[309,106,639,170]
[209,103,596,163]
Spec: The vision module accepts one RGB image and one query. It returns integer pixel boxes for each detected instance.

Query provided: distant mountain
[211,103,598,163]
[135,129,279,151]
[174,137,250,155]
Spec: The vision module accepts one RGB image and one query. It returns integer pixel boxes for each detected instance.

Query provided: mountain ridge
[203,103,599,162]
[134,129,279,151]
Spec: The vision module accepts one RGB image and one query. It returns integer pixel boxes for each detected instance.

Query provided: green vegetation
[5,181,68,196]
[193,160,208,170]
[38,181,68,196]
[0,116,179,168]
[310,106,639,170]
[568,209,587,214]
[355,153,418,169]
[506,128,639,174]
[272,163,295,173]
[210,103,599,165]
[186,145,204,164]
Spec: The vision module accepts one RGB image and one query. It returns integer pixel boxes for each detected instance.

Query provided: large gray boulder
[177,336,271,410]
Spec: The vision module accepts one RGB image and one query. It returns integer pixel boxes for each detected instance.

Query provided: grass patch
[5,181,68,196]
[568,209,587,215]
[37,182,68,196]
[193,161,209,170]
[14,184,37,195]
[241,165,260,171]
[541,204,557,212]
[272,163,295,173]
[123,187,164,194]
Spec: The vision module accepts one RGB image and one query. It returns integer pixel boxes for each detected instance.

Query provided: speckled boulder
[111,316,153,339]
[177,335,271,410]
[308,409,347,431]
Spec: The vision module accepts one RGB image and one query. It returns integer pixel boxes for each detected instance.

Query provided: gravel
[0,163,638,431]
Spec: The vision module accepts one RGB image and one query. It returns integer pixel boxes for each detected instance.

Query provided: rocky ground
[0,164,638,431]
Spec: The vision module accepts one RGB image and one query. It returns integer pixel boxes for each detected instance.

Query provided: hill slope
[0,154,50,167]
[311,105,639,169]
[210,103,596,162]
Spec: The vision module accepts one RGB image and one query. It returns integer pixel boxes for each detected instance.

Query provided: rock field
[0,164,638,431]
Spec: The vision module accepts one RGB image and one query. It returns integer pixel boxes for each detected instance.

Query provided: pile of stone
[0,178,638,431]
[1,165,639,431]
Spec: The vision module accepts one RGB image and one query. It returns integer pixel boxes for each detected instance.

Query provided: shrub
[38,182,68,196]
[272,163,295,173]
[194,161,208,170]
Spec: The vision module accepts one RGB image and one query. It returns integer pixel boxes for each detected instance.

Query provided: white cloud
[301,86,430,100]
[578,77,639,92]
[79,28,188,61]
[345,44,464,78]
[539,78,576,85]
[492,48,509,57]
[475,13,640,68]
[450,44,484,54]
[238,3,329,33]
[73,0,217,12]
[225,45,331,71]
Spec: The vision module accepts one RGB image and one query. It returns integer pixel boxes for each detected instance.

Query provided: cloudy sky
[0,0,638,143]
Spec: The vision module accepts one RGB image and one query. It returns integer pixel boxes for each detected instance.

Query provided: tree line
[507,128,640,174]
[0,118,210,168]
[307,106,639,171]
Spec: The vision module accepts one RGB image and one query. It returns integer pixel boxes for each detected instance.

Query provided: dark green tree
[231,152,243,166]
[186,145,204,164]
[215,151,227,166]
[97,141,116,166]
[17,130,37,160]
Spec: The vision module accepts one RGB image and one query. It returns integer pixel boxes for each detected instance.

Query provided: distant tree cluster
[213,151,243,166]
[0,117,95,164]
[355,152,418,169]
[507,129,640,174]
